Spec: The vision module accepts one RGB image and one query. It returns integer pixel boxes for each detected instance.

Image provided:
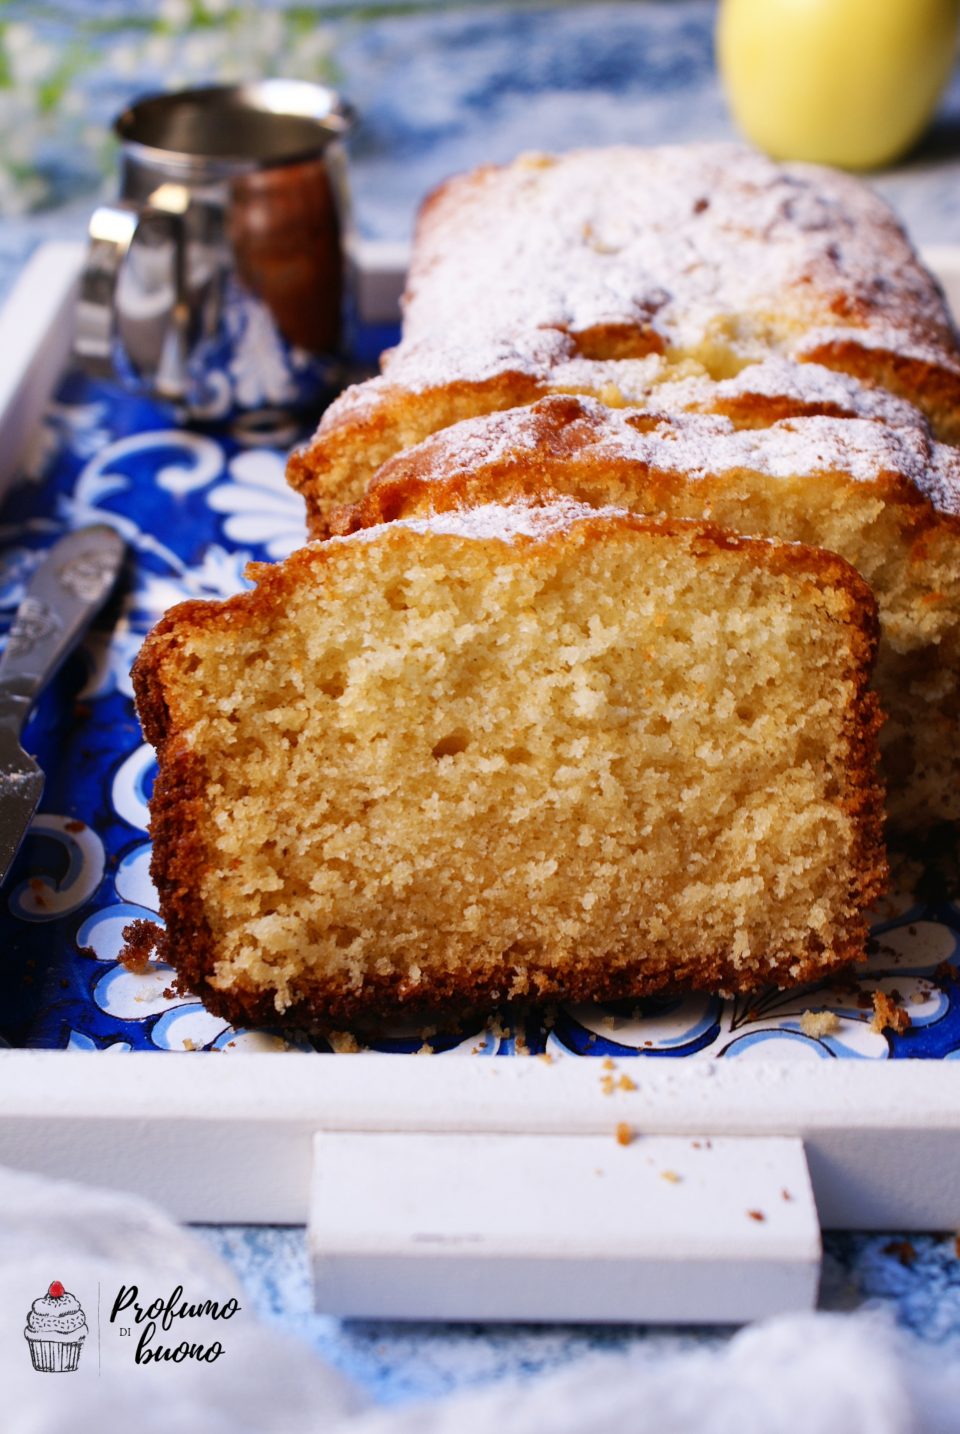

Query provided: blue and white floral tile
[0,370,958,1059]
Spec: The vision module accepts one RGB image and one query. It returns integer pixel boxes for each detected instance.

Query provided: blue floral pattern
[0,369,958,1058]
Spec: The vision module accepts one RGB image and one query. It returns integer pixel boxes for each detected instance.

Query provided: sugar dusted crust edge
[286,366,548,535]
[337,393,960,534]
[132,506,887,1029]
[288,352,955,539]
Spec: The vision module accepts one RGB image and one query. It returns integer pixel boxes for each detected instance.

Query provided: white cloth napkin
[1,1162,957,1434]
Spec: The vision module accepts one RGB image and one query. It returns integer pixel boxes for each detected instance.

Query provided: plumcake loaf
[345,395,960,833]
[132,500,886,1028]
[288,143,960,533]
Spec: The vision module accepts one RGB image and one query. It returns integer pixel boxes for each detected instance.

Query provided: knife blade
[0,525,125,887]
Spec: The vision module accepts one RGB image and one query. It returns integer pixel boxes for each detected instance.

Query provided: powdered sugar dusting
[301,142,960,534]
[373,394,959,513]
[402,496,627,542]
[384,329,574,391]
[332,496,627,548]
[325,344,928,438]
[924,445,960,517]
[670,359,923,426]
[397,145,960,377]
[308,145,959,464]
[546,354,925,425]
[312,330,572,434]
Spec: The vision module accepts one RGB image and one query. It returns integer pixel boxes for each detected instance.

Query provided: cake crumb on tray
[799,1009,841,1038]
[871,990,912,1035]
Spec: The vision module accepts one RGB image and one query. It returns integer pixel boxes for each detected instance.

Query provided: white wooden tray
[0,239,958,1326]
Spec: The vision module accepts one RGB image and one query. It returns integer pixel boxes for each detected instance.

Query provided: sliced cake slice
[345,396,960,834]
[133,500,886,1029]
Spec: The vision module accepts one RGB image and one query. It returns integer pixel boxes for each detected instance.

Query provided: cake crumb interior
[156,521,878,1016]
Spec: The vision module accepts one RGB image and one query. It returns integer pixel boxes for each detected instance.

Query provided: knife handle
[0,525,125,732]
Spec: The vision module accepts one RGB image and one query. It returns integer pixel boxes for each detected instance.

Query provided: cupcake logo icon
[24,1281,88,1373]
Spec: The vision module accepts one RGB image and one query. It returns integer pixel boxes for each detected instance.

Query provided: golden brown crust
[806,340,960,444]
[338,394,960,541]
[143,739,217,995]
[286,369,548,535]
[132,595,260,749]
[291,367,936,540]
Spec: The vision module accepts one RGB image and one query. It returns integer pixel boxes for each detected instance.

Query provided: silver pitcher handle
[74,190,192,402]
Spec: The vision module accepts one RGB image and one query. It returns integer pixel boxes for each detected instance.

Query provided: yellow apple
[717,0,960,169]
